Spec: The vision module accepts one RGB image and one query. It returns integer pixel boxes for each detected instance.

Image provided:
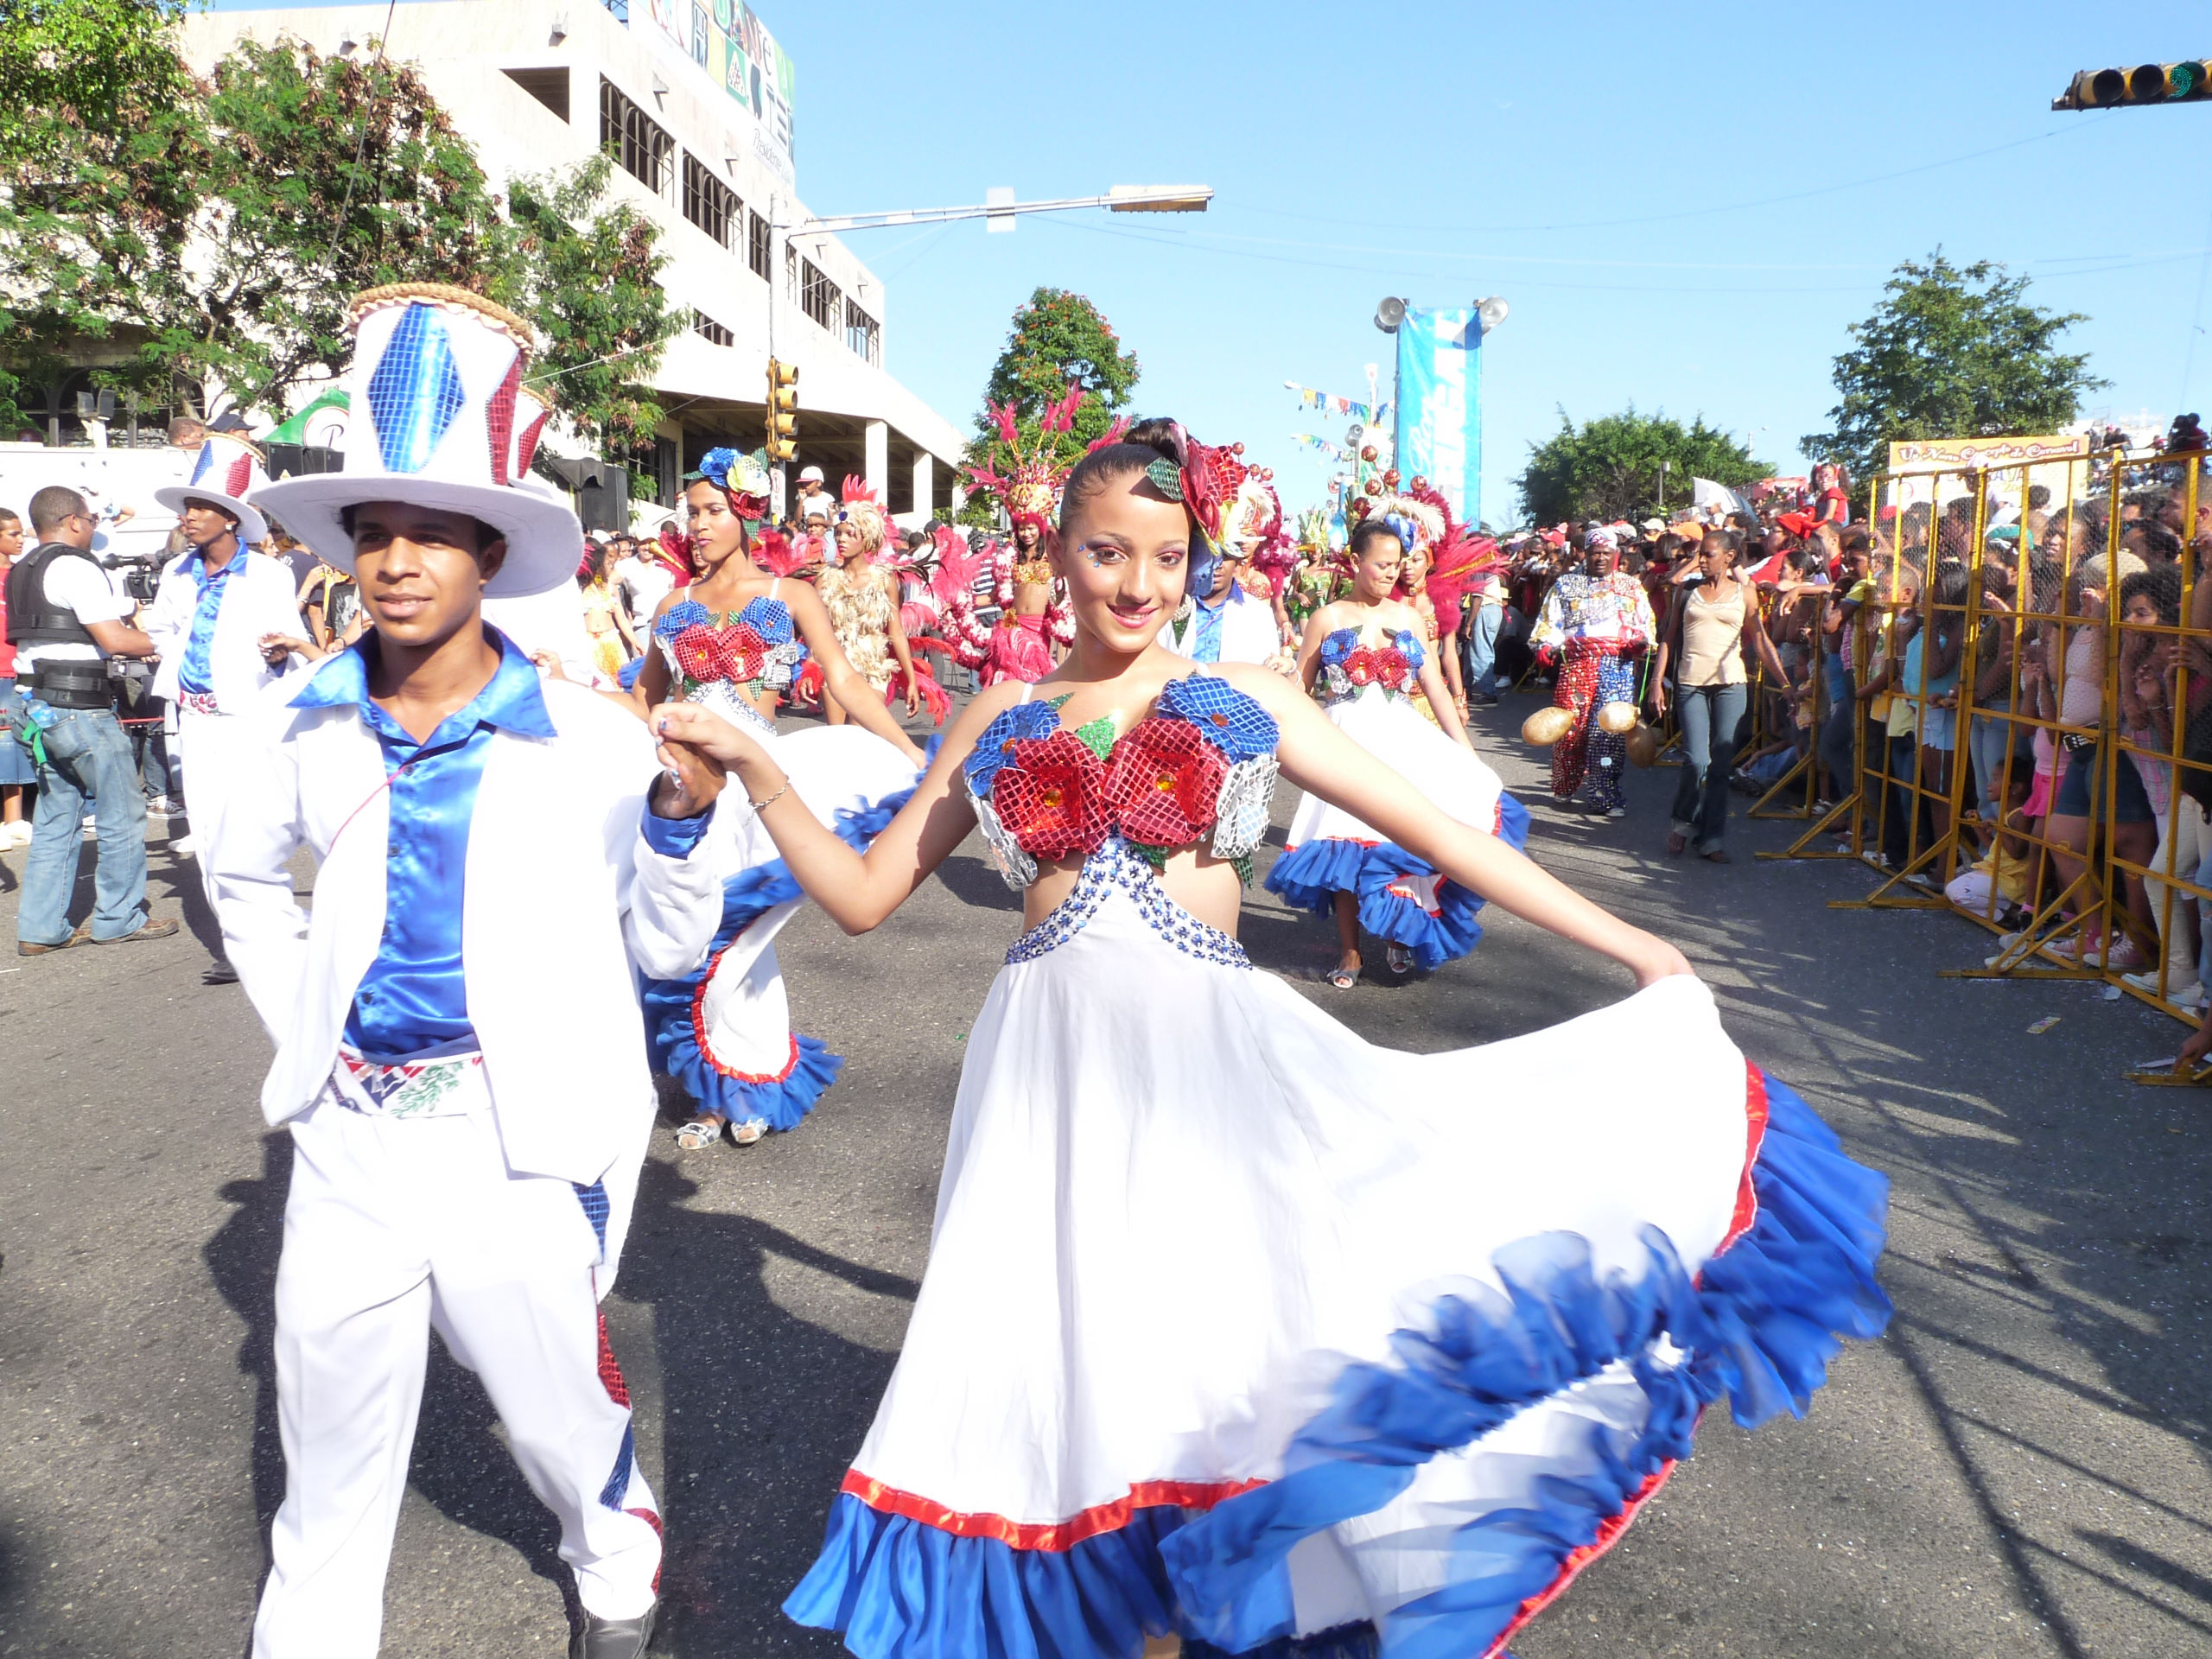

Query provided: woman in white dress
[654,419,1891,1659]
[633,448,928,1151]
[1269,515,1529,988]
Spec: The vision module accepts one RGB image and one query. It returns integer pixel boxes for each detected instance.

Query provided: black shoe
[203,958,240,985]
[572,1601,656,1659]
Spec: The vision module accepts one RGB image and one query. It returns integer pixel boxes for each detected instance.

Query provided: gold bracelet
[747,780,790,814]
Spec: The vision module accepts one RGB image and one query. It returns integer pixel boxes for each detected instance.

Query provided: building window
[681,154,742,250]
[599,78,674,200]
[504,67,569,122]
[691,309,734,347]
[599,0,629,21]
[844,300,880,365]
[748,210,771,280]
[799,259,840,331]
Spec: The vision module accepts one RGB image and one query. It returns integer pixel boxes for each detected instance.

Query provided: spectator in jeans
[1460,571,1508,704]
[1649,531,1790,862]
[5,486,176,953]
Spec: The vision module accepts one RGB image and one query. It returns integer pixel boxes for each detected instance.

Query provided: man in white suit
[221,284,736,1659]
[146,432,309,982]
[1162,544,1286,667]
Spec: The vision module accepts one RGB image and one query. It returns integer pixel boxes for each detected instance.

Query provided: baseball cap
[798,465,825,484]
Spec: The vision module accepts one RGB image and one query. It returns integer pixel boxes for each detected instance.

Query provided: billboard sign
[641,0,797,183]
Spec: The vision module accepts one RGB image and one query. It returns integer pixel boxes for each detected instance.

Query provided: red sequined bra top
[962,674,1281,890]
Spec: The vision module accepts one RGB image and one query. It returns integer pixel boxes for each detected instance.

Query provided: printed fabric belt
[176,691,223,716]
[330,1047,487,1119]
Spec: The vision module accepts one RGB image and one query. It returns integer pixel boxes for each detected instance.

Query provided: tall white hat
[155,433,271,545]
[254,284,578,597]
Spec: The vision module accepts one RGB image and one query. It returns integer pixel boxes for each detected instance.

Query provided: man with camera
[7,485,177,953]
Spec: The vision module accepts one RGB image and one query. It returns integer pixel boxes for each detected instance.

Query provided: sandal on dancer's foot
[728,1116,772,1147]
[1385,941,1415,976]
[1325,963,1359,990]
[674,1116,725,1152]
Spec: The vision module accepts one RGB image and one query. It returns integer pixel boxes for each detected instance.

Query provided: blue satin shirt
[295,628,708,1063]
[175,547,239,698]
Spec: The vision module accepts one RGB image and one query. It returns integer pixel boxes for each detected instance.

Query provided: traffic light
[765,358,798,463]
[2053,60,2212,111]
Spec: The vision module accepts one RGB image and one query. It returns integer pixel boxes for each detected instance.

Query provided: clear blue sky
[766,0,2212,526]
[210,0,2212,524]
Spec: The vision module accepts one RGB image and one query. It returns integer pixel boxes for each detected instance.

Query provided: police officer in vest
[8,485,179,953]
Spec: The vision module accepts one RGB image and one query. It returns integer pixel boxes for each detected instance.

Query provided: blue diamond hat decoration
[368,302,467,474]
[253,283,586,599]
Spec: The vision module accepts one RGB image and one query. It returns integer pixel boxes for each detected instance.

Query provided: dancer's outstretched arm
[652,683,1020,933]
[1217,662,1694,988]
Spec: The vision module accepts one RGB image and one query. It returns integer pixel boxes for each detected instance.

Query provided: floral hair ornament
[688,446,772,520]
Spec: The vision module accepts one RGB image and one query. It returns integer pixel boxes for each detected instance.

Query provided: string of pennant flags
[1291,433,1349,461]
[1284,381,1391,424]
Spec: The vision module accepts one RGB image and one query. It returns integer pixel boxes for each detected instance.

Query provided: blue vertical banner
[1394,307,1482,528]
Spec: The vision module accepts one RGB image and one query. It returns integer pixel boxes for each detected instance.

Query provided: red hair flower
[992,730,1109,861]
[1103,716,1227,848]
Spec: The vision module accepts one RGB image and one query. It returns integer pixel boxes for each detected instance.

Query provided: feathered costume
[783,432,1892,1659]
[963,383,1117,684]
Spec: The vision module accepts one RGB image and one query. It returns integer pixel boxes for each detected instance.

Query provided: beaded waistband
[1005,838,1249,969]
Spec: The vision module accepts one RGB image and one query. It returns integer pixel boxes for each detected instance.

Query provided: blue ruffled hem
[784,1494,1191,1657]
[1264,795,1529,975]
[783,1072,1885,1659]
[656,1028,844,1131]
[1262,841,1481,972]
[642,767,925,1120]
[1160,1071,1892,1658]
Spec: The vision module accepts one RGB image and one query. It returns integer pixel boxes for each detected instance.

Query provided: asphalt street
[1,692,2207,1659]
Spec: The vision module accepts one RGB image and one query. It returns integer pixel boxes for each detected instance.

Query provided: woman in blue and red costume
[631,448,929,1152]
[652,416,1892,1659]
[1530,526,1656,815]
[1268,511,1528,988]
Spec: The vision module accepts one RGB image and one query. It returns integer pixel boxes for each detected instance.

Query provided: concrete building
[181,0,966,526]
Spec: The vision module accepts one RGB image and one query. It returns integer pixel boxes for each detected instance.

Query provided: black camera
[99,550,163,606]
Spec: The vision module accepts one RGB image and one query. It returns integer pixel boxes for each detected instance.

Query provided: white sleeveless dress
[782,672,1891,1659]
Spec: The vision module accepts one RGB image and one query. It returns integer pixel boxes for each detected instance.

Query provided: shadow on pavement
[616,1154,914,1655]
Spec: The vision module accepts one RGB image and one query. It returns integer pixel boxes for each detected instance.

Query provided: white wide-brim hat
[155,433,271,545]
[255,284,580,598]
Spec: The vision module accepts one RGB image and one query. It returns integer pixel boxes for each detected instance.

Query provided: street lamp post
[760,185,1213,514]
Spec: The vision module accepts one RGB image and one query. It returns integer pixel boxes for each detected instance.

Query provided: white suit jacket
[146,549,306,707]
[1163,582,1282,666]
[207,669,730,1185]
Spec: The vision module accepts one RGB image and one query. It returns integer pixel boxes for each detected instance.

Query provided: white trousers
[178,707,256,906]
[252,1090,660,1658]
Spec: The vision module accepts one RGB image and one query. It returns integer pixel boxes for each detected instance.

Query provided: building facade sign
[641,0,796,183]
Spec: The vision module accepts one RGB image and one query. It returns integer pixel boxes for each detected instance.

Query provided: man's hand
[2177,1013,2212,1074]
[903,679,923,717]
[648,702,763,819]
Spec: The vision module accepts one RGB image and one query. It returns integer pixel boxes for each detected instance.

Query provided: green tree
[962,288,1139,525]
[0,3,678,461]
[1803,251,2105,480]
[166,35,523,416]
[0,0,207,430]
[508,153,681,462]
[1517,407,1765,524]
